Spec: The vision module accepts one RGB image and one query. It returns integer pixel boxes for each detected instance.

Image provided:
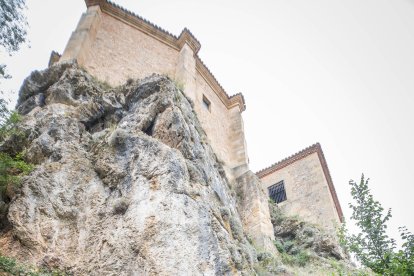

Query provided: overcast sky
[2,0,414,244]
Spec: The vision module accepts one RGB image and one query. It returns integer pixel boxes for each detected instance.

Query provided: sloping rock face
[1,62,258,275]
[269,202,347,261]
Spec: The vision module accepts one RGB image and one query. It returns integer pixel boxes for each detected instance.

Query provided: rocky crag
[0,62,263,275]
[0,62,371,276]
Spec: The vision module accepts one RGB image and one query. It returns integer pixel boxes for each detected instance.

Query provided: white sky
[2,0,414,245]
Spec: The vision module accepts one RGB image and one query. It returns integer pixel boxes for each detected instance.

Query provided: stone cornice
[177,28,201,54]
[195,58,246,111]
[256,143,344,222]
[84,0,246,112]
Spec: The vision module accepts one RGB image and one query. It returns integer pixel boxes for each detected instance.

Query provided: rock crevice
[1,62,259,275]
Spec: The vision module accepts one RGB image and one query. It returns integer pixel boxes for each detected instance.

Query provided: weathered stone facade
[55,0,275,253]
[58,0,247,181]
[53,0,343,249]
[257,144,343,232]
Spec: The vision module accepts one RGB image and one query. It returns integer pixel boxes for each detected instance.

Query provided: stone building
[257,143,343,232]
[52,0,343,246]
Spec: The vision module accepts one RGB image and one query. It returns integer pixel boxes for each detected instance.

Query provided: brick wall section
[84,13,178,85]
[60,6,102,66]
[259,152,341,232]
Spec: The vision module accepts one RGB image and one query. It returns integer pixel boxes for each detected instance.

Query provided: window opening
[202,95,211,111]
[268,180,287,203]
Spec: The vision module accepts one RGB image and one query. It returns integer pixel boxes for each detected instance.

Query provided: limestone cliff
[0,62,261,275]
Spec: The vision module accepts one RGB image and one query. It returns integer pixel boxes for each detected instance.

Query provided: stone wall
[59,2,248,177]
[57,0,278,251]
[191,71,246,179]
[83,13,178,85]
[236,170,277,255]
[259,152,341,232]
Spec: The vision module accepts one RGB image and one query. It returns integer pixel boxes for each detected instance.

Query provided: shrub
[295,250,310,267]
[0,151,33,187]
[280,249,310,267]
[0,101,33,227]
[274,239,285,253]
[268,199,285,225]
[341,174,414,275]
[229,216,244,241]
[0,254,63,275]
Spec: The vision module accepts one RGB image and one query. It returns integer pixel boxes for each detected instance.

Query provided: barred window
[268,181,287,203]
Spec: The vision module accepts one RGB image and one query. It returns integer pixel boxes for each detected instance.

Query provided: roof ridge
[85,0,246,111]
[256,143,320,177]
[195,57,230,99]
[179,27,200,45]
[106,0,178,39]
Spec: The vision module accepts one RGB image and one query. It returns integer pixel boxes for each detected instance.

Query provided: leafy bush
[340,174,414,275]
[0,151,33,187]
[0,254,68,276]
[0,254,42,275]
[274,239,285,253]
[274,239,311,267]
[0,105,33,194]
[268,199,285,225]
[295,250,310,267]
[280,249,310,267]
[0,100,33,227]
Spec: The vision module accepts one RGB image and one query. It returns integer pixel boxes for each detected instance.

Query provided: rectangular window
[202,95,211,111]
[268,181,287,203]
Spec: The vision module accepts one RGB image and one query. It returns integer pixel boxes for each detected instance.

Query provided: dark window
[268,181,287,203]
[202,95,211,111]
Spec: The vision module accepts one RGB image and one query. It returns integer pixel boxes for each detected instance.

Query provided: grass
[278,245,310,267]
[274,236,311,267]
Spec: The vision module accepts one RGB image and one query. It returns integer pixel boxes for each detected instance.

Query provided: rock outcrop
[0,62,260,275]
[270,202,346,261]
[255,202,361,276]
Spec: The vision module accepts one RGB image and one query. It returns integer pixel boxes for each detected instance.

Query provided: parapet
[60,0,245,112]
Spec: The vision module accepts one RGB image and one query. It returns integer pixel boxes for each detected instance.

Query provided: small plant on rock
[0,100,33,227]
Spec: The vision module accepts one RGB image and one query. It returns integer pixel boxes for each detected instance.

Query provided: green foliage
[328,259,347,276]
[172,78,185,92]
[0,254,25,275]
[274,239,285,253]
[0,151,33,187]
[0,0,27,54]
[274,239,310,267]
[165,74,186,92]
[0,101,23,141]
[229,216,244,242]
[0,254,67,275]
[0,0,28,87]
[268,199,285,225]
[280,250,310,267]
[341,174,414,275]
[254,251,281,275]
[381,226,414,275]
[0,101,32,207]
[0,64,11,80]
[337,221,348,252]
